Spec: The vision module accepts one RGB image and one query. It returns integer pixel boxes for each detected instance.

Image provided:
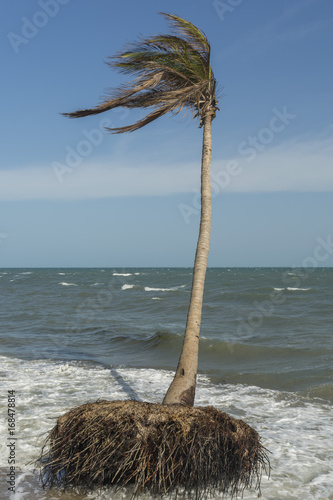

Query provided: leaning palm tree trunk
[163,113,212,406]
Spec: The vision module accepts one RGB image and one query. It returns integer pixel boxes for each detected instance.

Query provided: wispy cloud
[0,162,200,201]
[215,133,333,193]
[273,20,325,44]
[0,134,332,201]
[218,1,331,59]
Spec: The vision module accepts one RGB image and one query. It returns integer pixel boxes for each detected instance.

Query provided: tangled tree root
[39,400,270,499]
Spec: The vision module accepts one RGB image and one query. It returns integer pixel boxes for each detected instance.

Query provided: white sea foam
[122,284,134,290]
[145,287,171,292]
[1,356,332,500]
[273,287,311,291]
[113,273,132,277]
[58,282,77,286]
[145,285,186,292]
[152,297,162,300]
[287,287,311,291]
[58,272,66,275]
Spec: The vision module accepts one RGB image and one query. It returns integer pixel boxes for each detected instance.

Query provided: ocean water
[0,267,332,500]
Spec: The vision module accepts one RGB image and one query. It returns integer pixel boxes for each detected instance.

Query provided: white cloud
[212,134,333,193]
[0,162,200,201]
[0,135,332,201]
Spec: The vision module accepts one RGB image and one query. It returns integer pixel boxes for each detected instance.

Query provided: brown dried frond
[39,400,270,499]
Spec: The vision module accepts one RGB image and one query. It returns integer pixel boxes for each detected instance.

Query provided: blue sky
[1,0,333,267]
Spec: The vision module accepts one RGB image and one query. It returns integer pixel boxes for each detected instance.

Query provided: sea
[0,267,332,500]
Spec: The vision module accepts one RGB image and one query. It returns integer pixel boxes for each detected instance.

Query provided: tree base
[39,400,269,499]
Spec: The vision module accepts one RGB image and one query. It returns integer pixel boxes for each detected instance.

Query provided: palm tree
[42,15,269,495]
[63,13,218,407]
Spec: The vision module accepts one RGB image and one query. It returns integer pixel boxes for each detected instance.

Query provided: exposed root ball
[39,400,269,498]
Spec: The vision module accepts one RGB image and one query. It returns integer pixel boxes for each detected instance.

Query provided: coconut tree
[63,12,217,407]
[40,14,269,498]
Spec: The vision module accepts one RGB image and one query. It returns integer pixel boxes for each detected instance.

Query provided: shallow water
[0,268,332,499]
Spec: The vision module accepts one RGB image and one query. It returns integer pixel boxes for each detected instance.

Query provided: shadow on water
[109,367,142,402]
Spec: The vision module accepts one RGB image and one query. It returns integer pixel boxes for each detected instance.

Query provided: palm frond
[160,13,210,56]
[63,13,218,132]
[62,72,164,119]
[104,82,208,133]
